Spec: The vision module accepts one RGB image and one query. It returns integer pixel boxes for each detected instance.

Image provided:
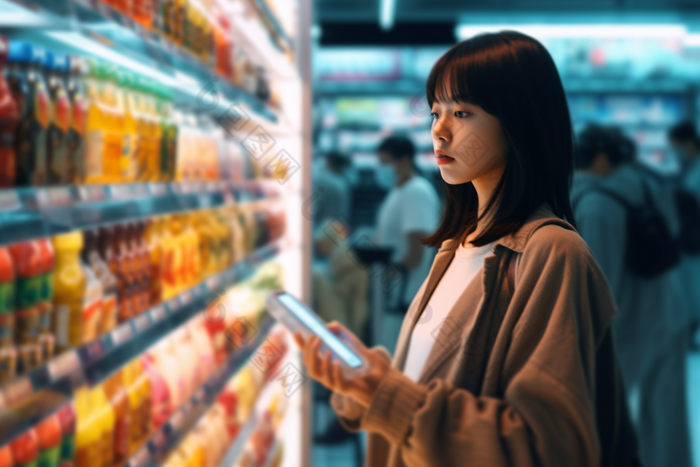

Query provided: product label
[16,275,42,309]
[82,297,103,344]
[0,282,15,314]
[104,131,123,182]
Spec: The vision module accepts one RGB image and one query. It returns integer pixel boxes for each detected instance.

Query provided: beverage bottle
[90,385,115,467]
[9,241,43,372]
[160,216,180,299]
[144,219,162,305]
[64,56,87,184]
[0,37,19,187]
[102,370,130,466]
[84,62,123,184]
[114,225,135,321]
[100,226,132,324]
[51,232,86,352]
[135,221,151,312]
[73,387,101,467]
[156,84,177,181]
[43,52,71,185]
[118,70,137,183]
[36,414,61,467]
[56,403,76,467]
[124,224,143,315]
[141,352,171,431]
[181,215,200,287]
[0,444,12,467]
[122,359,151,454]
[0,247,16,383]
[132,0,153,29]
[36,239,55,362]
[82,230,118,334]
[141,79,162,182]
[7,42,50,186]
[10,428,39,467]
[77,236,104,344]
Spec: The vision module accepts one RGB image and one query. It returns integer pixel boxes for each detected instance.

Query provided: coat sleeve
[355,226,614,467]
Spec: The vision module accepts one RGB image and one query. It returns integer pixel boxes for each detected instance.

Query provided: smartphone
[266,291,367,374]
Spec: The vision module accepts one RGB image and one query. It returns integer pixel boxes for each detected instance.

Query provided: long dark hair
[423,31,576,248]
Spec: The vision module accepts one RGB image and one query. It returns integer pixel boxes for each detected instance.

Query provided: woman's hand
[293,322,391,408]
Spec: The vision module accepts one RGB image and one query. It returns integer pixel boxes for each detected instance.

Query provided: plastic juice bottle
[143,79,162,182]
[0,247,15,383]
[51,232,86,352]
[36,239,55,362]
[113,225,135,322]
[161,216,181,299]
[91,385,115,467]
[9,241,43,372]
[132,0,153,30]
[84,63,123,184]
[117,71,136,183]
[0,444,12,467]
[99,227,128,325]
[144,219,162,305]
[0,37,19,187]
[135,221,151,312]
[83,230,118,335]
[130,77,149,182]
[124,224,144,315]
[56,403,76,467]
[181,215,200,287]
[73,387,101,467]
[64,56,87,184]
[6,42,50,187]
[36,414,61,467]
[10,428,39,467]
[103,371,130,466]
[43,52,71,186]
[123,359,151,453]
[80,249,104,345]
[142,353,171,431]
[156,85,176,181]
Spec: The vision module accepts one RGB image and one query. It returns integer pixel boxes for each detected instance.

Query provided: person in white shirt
[374,136,441,311]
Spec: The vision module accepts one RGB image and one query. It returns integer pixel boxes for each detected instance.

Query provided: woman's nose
[432,116,451,142]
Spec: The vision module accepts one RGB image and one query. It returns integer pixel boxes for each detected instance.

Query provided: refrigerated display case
[0,0,310,466]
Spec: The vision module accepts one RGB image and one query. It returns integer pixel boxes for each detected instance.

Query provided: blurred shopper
[312,218,369,338]
[374,135,440,312]
[669,121,700,349]
[296,32,639,467]
[312,151,352,224]
[572,124,691,467]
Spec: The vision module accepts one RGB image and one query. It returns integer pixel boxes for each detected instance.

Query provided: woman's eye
[454,111,470,118]
[430,112,438,120]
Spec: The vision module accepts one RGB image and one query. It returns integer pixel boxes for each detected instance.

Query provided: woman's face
[430,99,509,185]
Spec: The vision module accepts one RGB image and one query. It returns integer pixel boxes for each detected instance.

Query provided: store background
[310,1,700,466]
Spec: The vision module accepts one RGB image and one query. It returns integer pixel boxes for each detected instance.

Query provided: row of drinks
[97,0,277,101]
[0,266,286,467]
[0,40,270,188]
[0,202,286,383]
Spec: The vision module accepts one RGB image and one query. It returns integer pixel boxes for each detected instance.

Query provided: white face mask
[375,164,396,189]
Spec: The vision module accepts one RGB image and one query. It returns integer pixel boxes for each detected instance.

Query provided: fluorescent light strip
[456,24,688,40]
[380,0,396,30]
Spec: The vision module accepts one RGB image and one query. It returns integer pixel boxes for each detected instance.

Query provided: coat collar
[393,202,578,383]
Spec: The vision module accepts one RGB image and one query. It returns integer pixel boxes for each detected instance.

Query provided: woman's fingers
[320,349,334,388]
[327,321,365,350]
[332,361,347,392]
[308,336,324,377]
[293,332,305,349]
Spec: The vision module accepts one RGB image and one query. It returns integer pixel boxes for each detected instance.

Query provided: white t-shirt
[375,176,441,306]
[403,239,497,382]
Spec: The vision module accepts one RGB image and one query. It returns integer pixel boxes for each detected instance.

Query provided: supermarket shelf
[0,241,281,446]
[217,413,259,467]
[0,0,280,121]
[0,180,280,247]
[125,317,276,467]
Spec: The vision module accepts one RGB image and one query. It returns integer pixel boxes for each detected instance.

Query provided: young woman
[295,31,640,467]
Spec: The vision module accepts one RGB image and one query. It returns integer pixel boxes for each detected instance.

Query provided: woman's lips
[435,149,454,165]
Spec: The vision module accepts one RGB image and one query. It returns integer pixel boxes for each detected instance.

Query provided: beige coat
[331,204,640,467]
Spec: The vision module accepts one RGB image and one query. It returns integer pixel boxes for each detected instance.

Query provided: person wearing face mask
[294,32,640,467]
[373,135,440,315]
[668,122,700,349]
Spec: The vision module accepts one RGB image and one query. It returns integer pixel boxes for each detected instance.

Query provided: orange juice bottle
[74,387,102,467]
[181,214,200,287]
[161,216,182,299]
[90,385,115,467]
[51,232,86,352]
[84,63,123,184]
[134,77,161,182]
[117,70,136,183]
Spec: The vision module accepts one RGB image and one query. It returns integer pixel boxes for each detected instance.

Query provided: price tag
[166,298,181,314]
[47,350,81,382]
[110,185,133,200]
[170,410,186,432]
[132,184,148,198]
[111,323,134,346]
[148,183,169,197]
[133,314,151,333]
[179,290,193,306]
[37,187,73,208]
[150,305,168,323]
[0,190,20,210]
[3,376,32,406]
[79,339,104,363]
[78,185,107,203]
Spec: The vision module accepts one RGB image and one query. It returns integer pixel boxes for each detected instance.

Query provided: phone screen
[277,293,364,368]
